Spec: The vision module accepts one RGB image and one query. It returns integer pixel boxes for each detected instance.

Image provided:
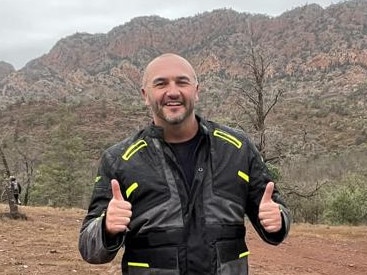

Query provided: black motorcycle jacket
[79,115,291,274]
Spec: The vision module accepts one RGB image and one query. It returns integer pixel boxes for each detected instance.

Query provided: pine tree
[31,111,90,207]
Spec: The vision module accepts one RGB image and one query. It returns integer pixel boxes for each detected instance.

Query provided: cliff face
[0,1,366,156]
[1,0,367,100]
[0,61,14,82]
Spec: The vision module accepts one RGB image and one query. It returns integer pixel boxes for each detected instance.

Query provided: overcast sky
[1,0,343,69]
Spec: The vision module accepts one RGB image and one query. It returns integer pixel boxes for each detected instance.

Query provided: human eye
[176,77,191,86]
[152,79,167,88]
[154,82,165,88]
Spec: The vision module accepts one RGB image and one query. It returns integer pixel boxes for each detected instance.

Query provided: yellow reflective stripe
[122,140,147,160]
[94,176,101,183]
[213,129,242,149]
[239,251,250,258]
[128,262,150,268]
[237,170,249,183]
[126,182,138,198]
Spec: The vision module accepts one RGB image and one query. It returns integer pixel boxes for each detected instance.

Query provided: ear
[194,84,199,101]
[141,88,150,106]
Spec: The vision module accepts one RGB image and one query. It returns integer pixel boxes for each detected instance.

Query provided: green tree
[324,173,367,225]
[30,112,90,207]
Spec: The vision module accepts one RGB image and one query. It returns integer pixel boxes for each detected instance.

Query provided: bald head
[142,53,198,89]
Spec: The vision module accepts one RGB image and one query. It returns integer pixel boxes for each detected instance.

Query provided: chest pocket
[120,139,171,218]
[211,130,248,206]
[121,166,172,220]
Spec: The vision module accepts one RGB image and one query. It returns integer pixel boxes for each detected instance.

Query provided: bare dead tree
[281,180,328,198]
[235,22,285,162]
[0,146,20,217]
[15,147,35,206]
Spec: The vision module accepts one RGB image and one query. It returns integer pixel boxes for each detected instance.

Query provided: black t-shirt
[169,132,201,188]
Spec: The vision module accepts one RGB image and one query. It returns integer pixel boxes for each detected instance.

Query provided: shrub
[324,174,367,225]
[267,163,282,182]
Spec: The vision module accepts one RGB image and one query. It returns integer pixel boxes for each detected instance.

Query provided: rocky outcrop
[1,0,367,100]
[0,61,15,81]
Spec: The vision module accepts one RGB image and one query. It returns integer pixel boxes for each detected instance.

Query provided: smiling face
[141,54,199,127]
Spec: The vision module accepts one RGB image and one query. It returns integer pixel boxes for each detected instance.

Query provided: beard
[152,99,195,125]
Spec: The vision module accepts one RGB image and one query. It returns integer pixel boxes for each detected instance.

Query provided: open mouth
[165,101,182,107]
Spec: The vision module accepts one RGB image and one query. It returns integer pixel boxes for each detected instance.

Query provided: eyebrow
[152,76,191,84]
[176,76,191,82]
[152,77,166,85]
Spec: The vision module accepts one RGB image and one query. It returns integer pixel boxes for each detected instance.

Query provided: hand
[105,179,132,236]
[258,182,282,233]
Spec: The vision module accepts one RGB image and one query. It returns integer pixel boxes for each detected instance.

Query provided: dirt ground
[0,204,366,275]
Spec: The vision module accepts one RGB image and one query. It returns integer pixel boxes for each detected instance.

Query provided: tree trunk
[0,146,20,217]
[3,179,18,215]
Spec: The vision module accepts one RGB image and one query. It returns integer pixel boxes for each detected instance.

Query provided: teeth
[166,102,181,106]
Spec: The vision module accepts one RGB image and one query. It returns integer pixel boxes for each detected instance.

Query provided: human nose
[166,81,180,97]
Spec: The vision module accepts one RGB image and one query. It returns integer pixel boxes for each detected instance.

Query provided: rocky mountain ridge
[1,1,367,97]
[0,0,366,159]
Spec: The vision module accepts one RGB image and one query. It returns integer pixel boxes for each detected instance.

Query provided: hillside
[0,1,366,158]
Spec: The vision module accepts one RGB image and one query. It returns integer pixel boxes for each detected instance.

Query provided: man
[79,53,291,274]
[10,176,22,205]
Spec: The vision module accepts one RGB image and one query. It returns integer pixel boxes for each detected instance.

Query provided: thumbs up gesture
[105,179,132,236]
[258,182,282,233]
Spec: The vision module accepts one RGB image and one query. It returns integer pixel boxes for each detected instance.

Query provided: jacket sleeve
[78,149,125,264]
[244,139,291,245]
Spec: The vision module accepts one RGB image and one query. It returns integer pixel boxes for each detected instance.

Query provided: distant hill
[0,61,14,81]
[0,0,366,162]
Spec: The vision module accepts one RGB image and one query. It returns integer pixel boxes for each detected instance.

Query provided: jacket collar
[142,115,210,140]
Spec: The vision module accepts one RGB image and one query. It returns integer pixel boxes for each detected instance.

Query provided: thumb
[111,179,124,201]
[261,182,274,204]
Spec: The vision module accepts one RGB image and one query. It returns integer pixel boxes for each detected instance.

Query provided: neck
[158,115,198,143]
